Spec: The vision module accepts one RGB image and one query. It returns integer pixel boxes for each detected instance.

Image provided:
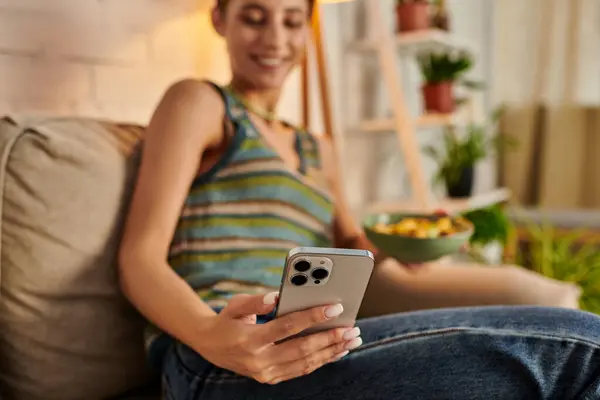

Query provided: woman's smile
[250,54,291,70]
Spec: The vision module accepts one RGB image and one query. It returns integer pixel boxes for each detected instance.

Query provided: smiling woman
[117,0,600,399]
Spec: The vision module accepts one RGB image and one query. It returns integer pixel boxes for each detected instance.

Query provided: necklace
[226,84,279,123]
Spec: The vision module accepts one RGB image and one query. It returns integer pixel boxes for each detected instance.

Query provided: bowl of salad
[363,211,473,264]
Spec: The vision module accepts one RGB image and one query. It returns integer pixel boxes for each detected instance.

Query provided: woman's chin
[236,67,291,90]
[250,74,287,90]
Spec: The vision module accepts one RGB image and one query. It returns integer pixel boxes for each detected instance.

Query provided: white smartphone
[274,247,375,335]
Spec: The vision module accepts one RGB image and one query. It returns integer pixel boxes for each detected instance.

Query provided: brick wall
[0,0,229,124]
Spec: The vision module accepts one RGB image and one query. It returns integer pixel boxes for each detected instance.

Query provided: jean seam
[353,326,600,354]
[204,372,251,384]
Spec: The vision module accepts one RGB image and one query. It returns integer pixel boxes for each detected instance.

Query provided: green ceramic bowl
[363,213,474,264]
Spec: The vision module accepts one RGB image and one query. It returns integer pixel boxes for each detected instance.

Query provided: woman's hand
[193,293,362,385]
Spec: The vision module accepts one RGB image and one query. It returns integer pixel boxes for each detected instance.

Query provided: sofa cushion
[0,116,155,400]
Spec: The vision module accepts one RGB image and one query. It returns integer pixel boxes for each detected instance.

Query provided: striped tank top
[146,82,334,366]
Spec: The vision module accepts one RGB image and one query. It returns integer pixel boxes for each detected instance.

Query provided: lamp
[301,0,353,137]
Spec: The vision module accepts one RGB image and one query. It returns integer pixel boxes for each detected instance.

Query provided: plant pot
[422,81,455,113]
[396,2,430,33]
[446,166,474,198]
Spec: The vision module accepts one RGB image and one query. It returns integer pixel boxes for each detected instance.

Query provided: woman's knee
[505,265,582,309]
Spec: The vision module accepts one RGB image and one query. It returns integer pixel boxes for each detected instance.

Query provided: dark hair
[217,0,315,15]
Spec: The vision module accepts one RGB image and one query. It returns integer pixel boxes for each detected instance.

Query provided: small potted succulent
[417,50,479,113]
[396,0,431,33]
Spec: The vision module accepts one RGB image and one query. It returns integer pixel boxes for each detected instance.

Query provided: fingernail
[324,304,344,318]
[334,350,349,360]
[263,292,279,305]
[345,337,362,350]
[342,327,361,341]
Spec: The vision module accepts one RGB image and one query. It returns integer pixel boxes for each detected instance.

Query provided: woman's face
[215,0,310,90]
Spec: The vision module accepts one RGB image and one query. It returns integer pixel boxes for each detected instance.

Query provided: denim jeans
[162,306,600,400]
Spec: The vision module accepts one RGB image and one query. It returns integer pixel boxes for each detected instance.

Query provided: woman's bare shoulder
[149,78,226,148]
[163,79,223,106]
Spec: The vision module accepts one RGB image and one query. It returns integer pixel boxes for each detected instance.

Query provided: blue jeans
[162,306,600,400]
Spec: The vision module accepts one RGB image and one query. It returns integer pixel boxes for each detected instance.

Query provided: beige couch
[0,116,158,400]
[0,116,582,400]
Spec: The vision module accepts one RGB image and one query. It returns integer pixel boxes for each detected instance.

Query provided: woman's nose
[262,21,286,52]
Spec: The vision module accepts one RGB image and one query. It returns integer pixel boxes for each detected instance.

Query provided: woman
[118,0,600,398]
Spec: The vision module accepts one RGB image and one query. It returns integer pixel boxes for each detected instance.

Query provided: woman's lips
[251,55,289,70]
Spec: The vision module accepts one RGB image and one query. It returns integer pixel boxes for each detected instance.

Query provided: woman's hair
[217,0,315,15]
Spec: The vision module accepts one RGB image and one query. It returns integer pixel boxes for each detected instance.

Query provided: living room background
[0,0,597,211]
[0,0,495,212]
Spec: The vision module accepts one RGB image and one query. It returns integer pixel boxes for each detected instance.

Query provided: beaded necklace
[225,84,279,123]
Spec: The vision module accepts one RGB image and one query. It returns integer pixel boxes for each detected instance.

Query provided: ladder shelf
[348,0,508,216]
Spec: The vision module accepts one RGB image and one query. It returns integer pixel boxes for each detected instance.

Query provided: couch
[0,115,582,400]
[0,116,159,400]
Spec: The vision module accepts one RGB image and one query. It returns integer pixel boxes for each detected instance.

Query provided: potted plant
[417,51,480,113]
[423,108,517,198]
[396,0,431,33]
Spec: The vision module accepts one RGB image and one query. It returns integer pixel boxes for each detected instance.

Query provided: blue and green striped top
[146,82,334,366]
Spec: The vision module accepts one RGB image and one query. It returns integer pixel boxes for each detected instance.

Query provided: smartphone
[275,247,375,335]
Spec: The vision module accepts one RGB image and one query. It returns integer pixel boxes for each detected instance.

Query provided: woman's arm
[118,79,225,353]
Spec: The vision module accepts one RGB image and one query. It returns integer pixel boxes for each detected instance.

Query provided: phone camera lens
[291,274,308,286]
[311,268,329,280]
[294,260,311,272]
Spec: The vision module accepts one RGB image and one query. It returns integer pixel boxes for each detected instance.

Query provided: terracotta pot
[396,2,430,33]
[422,81,455,113]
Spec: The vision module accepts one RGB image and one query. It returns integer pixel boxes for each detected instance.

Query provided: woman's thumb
[220,292,279,319]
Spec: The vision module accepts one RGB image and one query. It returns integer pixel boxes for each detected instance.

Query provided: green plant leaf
[462,205,511,246]
[416,51,474,83]
[519,221,600,315]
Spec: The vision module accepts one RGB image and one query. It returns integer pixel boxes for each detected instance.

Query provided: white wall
[0,0,330,128]
[491,0,600,106]
[0,0,224,123]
